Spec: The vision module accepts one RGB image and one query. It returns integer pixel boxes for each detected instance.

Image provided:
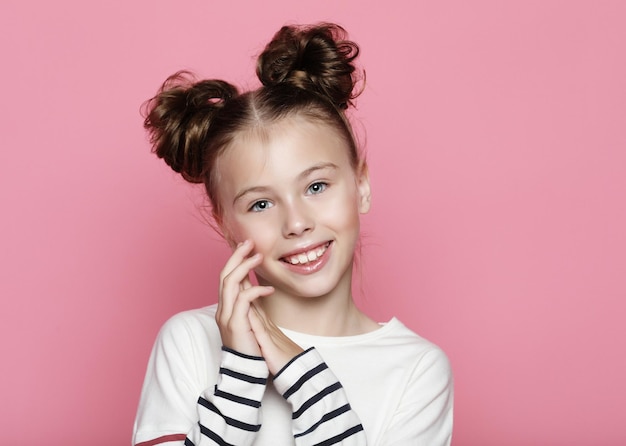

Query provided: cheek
[223,216,275,250]
[326,190,362,228]
[224,224,251,246]
[219,213,248,246]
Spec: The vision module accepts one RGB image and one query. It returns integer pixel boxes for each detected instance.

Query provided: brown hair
[142,23,364,219]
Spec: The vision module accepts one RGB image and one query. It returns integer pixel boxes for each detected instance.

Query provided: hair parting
[142,23,365,221]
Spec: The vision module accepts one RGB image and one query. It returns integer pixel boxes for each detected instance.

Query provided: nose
[282,198,314,238]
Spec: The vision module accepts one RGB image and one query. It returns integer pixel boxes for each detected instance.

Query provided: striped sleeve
[184,347,269,446]
[273,348,367,446]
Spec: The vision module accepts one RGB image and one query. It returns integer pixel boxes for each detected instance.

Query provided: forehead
[216,117,353,195]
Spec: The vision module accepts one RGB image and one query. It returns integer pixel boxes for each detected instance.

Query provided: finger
[222,253,262,298]
[219,241,254,317]
[249,303,276,346]
[219,253,263,321]
[249,304,303,375]
[241,275,255,293]
[229,286,274,329]
[248,305,269,342]
[251,302,269,326]
[219,240,255,292]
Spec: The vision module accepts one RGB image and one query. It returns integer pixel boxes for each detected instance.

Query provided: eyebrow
[298,162,338,180]
[233,162,338,205]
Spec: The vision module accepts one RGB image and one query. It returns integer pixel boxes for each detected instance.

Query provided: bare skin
[216,239,303,374]
[215,117,381,374]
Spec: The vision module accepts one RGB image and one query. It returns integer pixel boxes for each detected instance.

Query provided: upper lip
[279,241,331,259]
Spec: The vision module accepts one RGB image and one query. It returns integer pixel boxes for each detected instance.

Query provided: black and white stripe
[186,348,269,446]
[274,348,366,445]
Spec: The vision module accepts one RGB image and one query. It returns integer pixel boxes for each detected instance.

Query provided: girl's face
[216,115,371,300]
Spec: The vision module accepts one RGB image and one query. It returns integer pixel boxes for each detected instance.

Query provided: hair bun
[256,23,361,109]
[142,71,238,183]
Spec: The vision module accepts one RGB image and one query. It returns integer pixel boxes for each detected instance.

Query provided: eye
[249,200,273,212]
[307,182,328,195]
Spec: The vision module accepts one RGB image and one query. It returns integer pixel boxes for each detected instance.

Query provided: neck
[256,278,378,336]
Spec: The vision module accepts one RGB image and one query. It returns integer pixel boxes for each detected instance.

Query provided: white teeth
[284,243,328,265]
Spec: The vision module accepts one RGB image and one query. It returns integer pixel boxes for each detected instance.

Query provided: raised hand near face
[216,240,275,357]
[249,302,305,375]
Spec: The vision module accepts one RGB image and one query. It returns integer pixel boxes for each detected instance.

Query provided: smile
[280,242,331,265]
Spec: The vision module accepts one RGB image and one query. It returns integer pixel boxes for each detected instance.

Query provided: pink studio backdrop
[1,1,624,444]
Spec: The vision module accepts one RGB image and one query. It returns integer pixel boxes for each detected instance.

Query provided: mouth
[280,241,332,265]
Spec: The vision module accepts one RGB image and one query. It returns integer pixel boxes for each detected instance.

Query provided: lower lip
[280,242,332,275]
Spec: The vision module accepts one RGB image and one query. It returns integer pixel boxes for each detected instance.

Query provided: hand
[216,240,274,357]
[249,302,304,375]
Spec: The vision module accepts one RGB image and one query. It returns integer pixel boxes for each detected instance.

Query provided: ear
[356,161,371,214]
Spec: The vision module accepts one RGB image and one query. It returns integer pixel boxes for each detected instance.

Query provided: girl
[133,23,453,446]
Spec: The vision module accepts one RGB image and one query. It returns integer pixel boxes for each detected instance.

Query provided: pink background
[1,1,625,444]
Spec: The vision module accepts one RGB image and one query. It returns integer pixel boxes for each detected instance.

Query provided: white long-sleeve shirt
[133,305,453,445]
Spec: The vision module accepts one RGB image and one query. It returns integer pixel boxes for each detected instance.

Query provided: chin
[291,285,338,300]
[264,273,350,301]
